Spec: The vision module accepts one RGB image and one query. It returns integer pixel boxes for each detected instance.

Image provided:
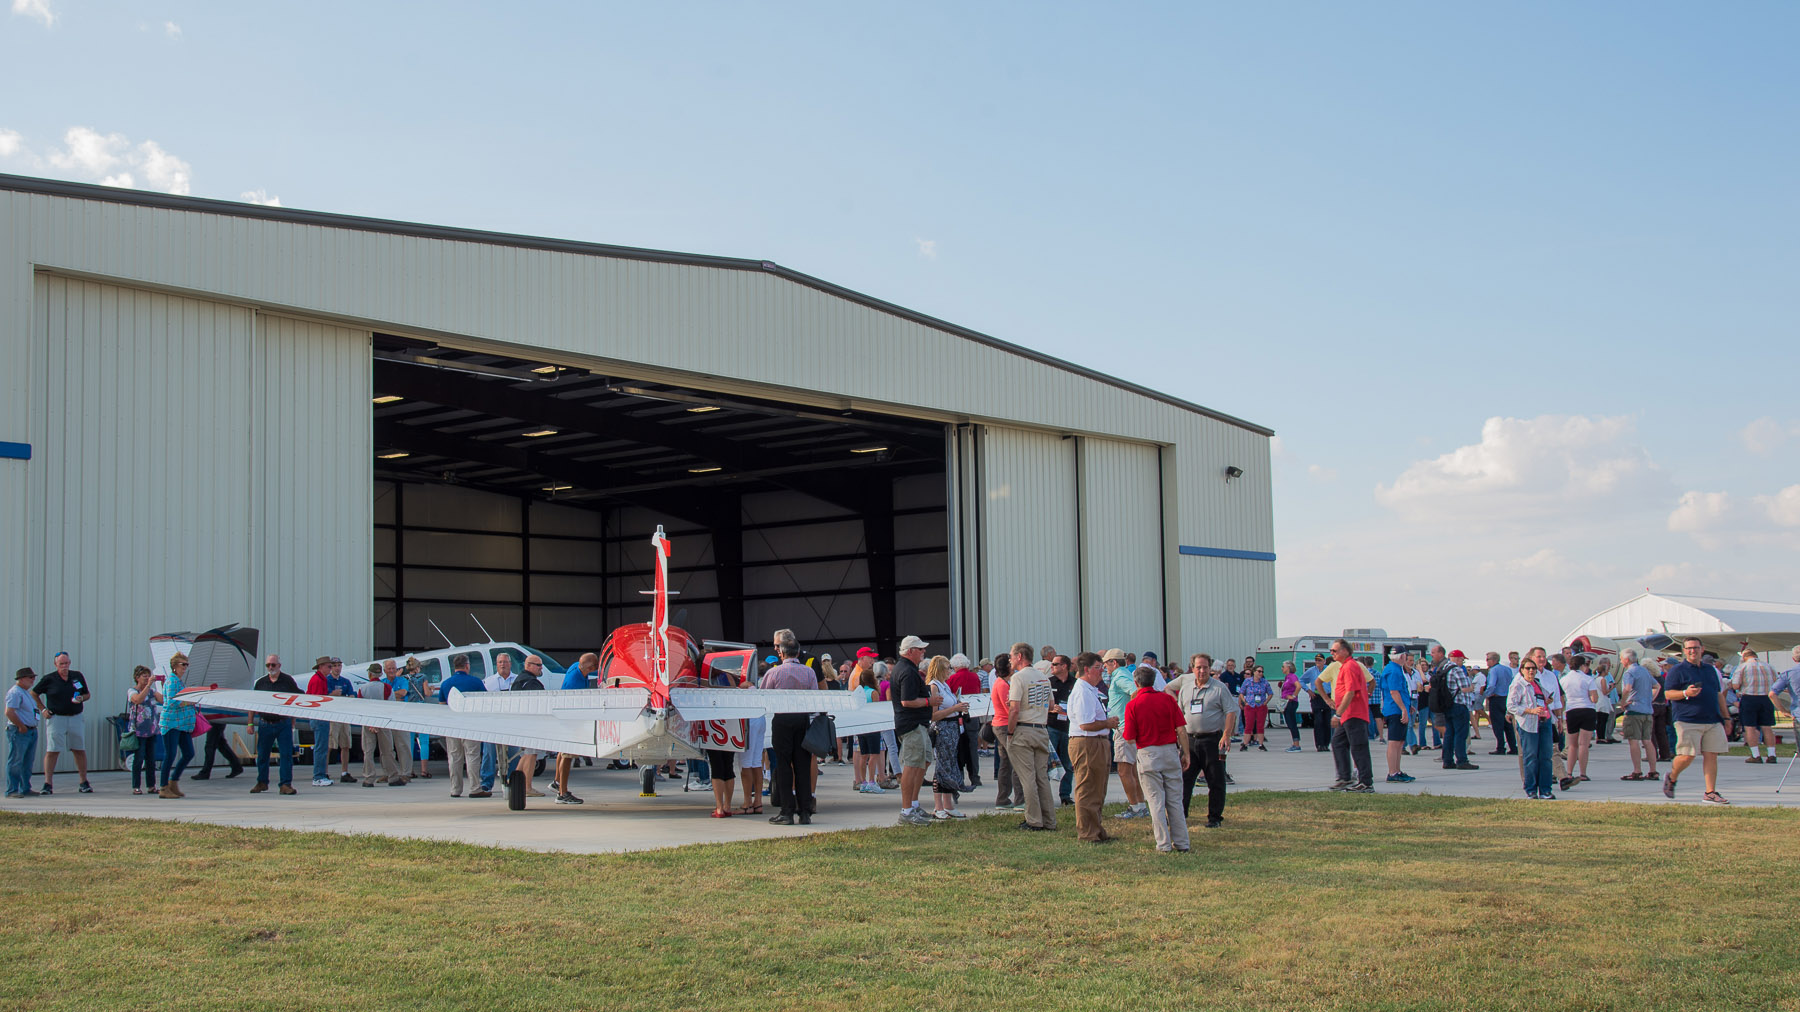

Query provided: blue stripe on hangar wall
[1179,545,1276,562]
[0,442,29,460]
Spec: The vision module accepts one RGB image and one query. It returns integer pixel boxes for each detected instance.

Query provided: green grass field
[7,794,1796,1012]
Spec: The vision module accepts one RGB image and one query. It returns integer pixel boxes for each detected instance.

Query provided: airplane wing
[669,688,875,721]
[669,687,992,732]
[174,688,603,756]
[447,687,650,722]
[1638,631,1800,656]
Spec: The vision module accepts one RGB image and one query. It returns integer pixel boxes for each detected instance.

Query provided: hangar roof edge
[1,173,1272,437]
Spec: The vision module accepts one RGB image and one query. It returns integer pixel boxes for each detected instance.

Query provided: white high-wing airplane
[177,527,915,808]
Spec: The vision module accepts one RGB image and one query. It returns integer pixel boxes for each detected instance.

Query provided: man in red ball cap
[1433,647,1480,771]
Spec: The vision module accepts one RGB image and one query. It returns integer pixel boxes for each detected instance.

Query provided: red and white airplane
[177,527,883,807]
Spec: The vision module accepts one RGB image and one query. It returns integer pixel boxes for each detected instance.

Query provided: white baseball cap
[899,635,929,652]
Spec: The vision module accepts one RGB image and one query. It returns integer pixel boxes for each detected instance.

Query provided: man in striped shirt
[1730,649,1779,763]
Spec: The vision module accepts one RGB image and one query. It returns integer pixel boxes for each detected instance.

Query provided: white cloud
[914,238,937,260]
[1375,414,1667,524]
[1667,490,1734,535]
[1739,417,1798,456]
[164,20,181,40]
[1306,463,1338,482]
[12,0,54,28]
[1667,485,1800,549]
[240,189,282,207]
[1478,548,1574,581]
[6,126,193,195]
[135,139,191,194]
[1757,484,1800,528]
[46,126,127,178]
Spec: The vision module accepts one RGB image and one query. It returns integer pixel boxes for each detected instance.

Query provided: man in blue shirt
[437,654,487,798]
[1483,652,1517,755]
[1618,648,1660,781]
[1662,637,1733,804]
[1379,649,1415,784]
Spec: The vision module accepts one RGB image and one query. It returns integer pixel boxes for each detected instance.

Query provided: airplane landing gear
[638,764,656,797]
[506,770,526,811]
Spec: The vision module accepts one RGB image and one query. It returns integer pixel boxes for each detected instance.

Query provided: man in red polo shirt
[1328,638,1374,792]
[1121,666,1191,853]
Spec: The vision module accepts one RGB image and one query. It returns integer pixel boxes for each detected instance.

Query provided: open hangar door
[366,336,950,665]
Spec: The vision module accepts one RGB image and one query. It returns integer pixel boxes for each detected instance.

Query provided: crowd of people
[5,635,1797,851]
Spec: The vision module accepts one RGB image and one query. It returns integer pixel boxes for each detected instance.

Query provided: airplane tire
[506,770,525,811]
[639,764,656,796]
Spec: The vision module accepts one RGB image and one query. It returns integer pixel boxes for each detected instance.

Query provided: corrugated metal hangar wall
[0,175,1275,771]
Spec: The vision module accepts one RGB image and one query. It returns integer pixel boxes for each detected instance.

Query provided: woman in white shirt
[925,655,970,819]
[1506,659,1562,799]
[1559,656,1600,790]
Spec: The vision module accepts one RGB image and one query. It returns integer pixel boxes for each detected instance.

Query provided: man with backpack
[1428,646,1480,771]
[356,664,406,787]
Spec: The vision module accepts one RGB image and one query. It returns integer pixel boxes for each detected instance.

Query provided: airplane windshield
[489,646,566,676]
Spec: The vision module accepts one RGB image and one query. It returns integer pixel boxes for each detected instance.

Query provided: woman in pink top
[988,653,1022,809]
[1279,661,1303,752]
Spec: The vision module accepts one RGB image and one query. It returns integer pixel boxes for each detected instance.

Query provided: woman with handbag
[157,652,198,798]
[925,655,969,819]
[124,666,161,794]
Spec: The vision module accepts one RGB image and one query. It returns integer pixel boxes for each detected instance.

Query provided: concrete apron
[3,739,1793,854]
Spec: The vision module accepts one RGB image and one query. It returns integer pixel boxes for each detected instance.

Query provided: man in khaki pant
[445,736,481,797]
[1066,652,1118,842]
[1122,666,1191,853]
[1006,642,1057,831]
[356,665,406,786]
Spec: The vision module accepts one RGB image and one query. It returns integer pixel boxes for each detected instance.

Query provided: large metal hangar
[0,173,1275,766]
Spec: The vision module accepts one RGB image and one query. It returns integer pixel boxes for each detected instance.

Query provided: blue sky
[5,2,1796,650]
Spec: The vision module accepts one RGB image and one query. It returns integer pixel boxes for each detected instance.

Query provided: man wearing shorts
[1379,649,1415,784]
[1618,649,1660,781]
[1663,637,1733,804]
[1729,648,1779,763]
[889,635,933,826]
[1104,649,1151,819]
[32,652,91,794]
[508,656,549,798]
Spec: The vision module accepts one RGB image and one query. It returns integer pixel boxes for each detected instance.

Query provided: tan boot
[168,781,185,797]
[158,784,178,799]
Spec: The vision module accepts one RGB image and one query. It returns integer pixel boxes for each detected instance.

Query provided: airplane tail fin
[651,526,672,690]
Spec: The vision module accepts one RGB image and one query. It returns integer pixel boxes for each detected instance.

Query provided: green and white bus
[1255,628,1442,721]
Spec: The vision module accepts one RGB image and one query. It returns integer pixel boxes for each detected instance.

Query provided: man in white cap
[1103,649,1150,819]
[891,634,935,825]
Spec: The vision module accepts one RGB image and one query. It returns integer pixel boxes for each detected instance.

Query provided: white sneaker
[862,782,886,794]
[311,776,333,787]
[944,809,968,819]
